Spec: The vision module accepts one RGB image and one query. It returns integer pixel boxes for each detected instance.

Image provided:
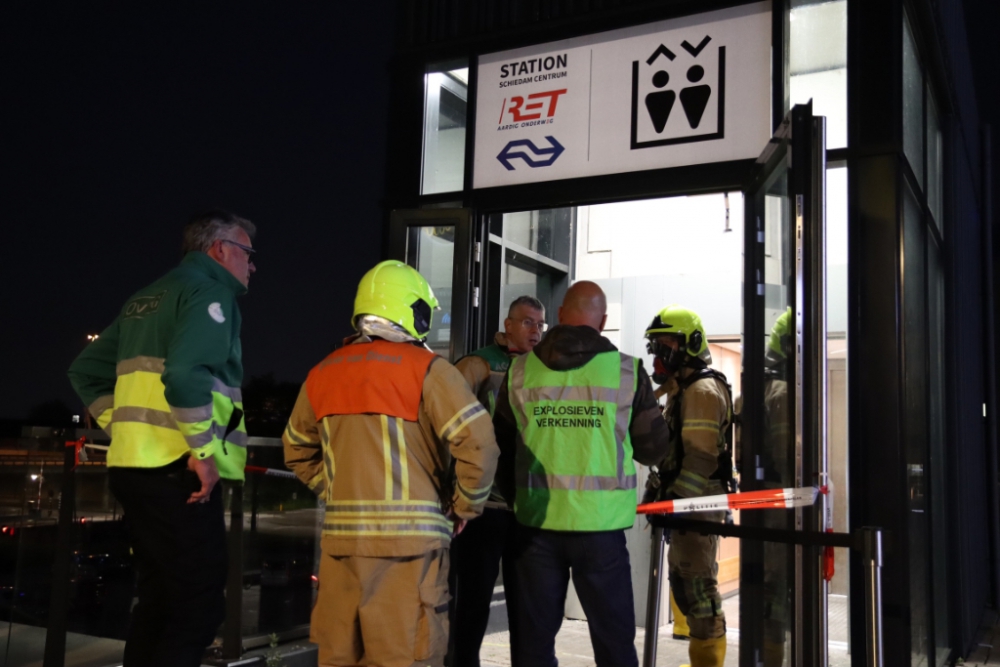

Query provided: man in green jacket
[68,209,255,667]
[451,295,546,666]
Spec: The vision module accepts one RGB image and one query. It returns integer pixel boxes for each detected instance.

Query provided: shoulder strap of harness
[674,367,736,484]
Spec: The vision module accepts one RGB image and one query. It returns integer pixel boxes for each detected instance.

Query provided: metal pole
[642,526,666,667]
[862,527,883,667]
[222,482,244,659]
[43,442,77,667]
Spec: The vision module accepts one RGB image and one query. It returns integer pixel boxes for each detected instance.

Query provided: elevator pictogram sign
[631,36,725,149]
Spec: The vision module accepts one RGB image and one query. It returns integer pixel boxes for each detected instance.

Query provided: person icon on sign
[645,70,676,134]
[680,65,712,129]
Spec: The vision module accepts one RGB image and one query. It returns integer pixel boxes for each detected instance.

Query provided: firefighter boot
[688,636,727,667]
[671,590,690,640]
[762,639,785,667]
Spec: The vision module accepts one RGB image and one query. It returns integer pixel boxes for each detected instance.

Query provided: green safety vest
[508,350,639,531]
[467,342,512,416]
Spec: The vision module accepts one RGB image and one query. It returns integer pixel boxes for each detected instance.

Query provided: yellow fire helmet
[353,260,439,340]
[768,307,793,358]
[644,305,712,364]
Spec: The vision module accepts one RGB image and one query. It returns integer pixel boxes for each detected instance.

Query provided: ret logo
[496,136,565,171]
[498,89,568,129]
[630,35,725,149]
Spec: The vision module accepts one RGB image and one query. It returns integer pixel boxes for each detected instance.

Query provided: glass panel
[759,170,796,665]
[421,66,469,194]
[927,89,943,230]
[825,166,849,656]
[406,226,456,357]
[789,0,848,148]
[502,208,573,265]
[242,445,320,637]
[503,256,558,316]
[903,16,925,189]
[903,184,931,667]
[927,236,950,666]
[0,437,131,667]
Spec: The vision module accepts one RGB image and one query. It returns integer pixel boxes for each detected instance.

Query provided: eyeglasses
[221,239,256,261]
[517,319,548,332]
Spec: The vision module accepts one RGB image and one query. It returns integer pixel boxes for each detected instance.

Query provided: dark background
[1,1,999,423]
[1,2,394,422]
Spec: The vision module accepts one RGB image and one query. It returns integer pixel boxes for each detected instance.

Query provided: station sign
[473,2,771,189]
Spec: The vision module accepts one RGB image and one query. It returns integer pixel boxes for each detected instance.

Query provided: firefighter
[282,260,499,667]
[492,281,669,667]
[644,305,734,667]
[67,209,256,667]
[451,295,546,667]
[761,307,793,666]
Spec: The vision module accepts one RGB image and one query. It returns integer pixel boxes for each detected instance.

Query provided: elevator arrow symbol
[496,136,565,171]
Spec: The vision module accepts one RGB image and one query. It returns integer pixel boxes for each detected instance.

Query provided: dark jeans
[513,527,638,667]
[109,459,228,667]
[450,507,520,667]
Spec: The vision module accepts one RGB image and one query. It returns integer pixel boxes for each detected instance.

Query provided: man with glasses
[450,295,546,667]
[68,209,255,667]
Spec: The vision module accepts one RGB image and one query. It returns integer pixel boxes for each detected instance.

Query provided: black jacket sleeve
[492,372,519,508]
[629,361,670,466]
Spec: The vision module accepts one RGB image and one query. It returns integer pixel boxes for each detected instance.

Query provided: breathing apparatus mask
[646,334,688,384]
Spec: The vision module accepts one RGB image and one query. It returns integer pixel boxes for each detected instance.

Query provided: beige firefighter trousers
[667,509,727,640]
[312,548,450,667]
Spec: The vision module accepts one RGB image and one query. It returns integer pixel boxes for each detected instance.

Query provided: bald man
[493,281,669,667]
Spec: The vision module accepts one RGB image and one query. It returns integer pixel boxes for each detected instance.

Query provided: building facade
[381,0,999,665]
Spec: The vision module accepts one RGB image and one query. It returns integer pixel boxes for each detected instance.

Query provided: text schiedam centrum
[532,404,604,428]
[499,54,569,89]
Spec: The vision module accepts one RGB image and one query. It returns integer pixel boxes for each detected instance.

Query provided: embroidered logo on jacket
[123,291,166,320]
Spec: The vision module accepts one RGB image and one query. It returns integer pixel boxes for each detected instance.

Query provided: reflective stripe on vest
[107,355,247,481]
[508,350,638,531]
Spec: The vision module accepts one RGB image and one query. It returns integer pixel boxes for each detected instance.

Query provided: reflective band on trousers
[508,349,639,531]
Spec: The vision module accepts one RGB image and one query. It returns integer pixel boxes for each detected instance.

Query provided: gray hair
[182,209,256,254]
[508,295,545,317]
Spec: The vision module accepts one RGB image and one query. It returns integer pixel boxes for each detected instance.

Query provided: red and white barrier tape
[84,447,297,481]
[637,486,820,515]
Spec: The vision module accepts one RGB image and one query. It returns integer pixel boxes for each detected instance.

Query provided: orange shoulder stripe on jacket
[306,340,435,422]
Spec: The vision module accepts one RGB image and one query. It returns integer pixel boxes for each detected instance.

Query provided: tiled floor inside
[965,609,1000,666]
[480,590,852,667]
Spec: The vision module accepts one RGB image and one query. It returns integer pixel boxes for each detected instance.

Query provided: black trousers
[109,459,228,667]
[513,527,638,667]
[450,507,520,667]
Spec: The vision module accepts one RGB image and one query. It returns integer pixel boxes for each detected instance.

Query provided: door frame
[388,208,475,361]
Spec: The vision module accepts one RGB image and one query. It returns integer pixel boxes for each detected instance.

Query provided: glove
[645,488,679,530]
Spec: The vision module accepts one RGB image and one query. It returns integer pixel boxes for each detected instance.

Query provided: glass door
[388,208,474,361]
[740,102,828,666]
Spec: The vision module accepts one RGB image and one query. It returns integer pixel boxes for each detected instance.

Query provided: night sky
[2,2,1000,421]
[2,2,394,419]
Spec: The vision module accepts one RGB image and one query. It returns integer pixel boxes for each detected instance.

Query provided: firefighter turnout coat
[283,337,500,557]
